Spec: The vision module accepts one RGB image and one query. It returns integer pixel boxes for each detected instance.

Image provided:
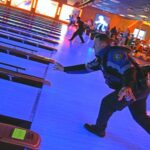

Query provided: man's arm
[64,64,88,74]
[54,58,101,74]
[119,63,150,101]
[122,67,136,87]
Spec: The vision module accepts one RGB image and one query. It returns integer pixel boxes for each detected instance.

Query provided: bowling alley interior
[0,0,150,150]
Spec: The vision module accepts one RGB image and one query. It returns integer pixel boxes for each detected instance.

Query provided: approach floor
[0,25,150,150]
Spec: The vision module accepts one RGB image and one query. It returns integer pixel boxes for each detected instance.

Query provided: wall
[81,6,150,42]
[141,24,150,42]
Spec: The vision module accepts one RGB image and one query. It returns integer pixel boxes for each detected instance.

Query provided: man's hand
[53,62,64,71]
[118,87,136,101]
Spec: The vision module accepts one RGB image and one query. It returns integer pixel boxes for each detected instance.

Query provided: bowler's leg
[85,91,128,137]
[96,91,128,130]
[69,31,78,41]
[128,97,150,134]
[78,32,85,43]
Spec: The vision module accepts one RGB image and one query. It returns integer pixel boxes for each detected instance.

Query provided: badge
[113,53,123,61]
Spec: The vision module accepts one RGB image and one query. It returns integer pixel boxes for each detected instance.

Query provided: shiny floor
[0,25,150,150]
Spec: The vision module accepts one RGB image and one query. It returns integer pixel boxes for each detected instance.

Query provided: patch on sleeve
[107,50,132,74]
[113,53,124,61]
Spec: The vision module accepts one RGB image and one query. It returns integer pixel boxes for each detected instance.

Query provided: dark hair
[95,34,110,44]
[77,17,80,20]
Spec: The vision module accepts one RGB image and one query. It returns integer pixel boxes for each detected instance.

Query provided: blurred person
[69,17,85,43]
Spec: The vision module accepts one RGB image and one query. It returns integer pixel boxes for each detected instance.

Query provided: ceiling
[85,0,150,21]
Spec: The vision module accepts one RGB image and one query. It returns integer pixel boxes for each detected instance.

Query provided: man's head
[93,34,110,55]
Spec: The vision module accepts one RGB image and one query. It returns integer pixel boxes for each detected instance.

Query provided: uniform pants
[96,90,150,134]
[70,30,84,43]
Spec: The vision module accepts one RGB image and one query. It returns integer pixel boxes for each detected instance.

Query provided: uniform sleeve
[85,57,101,71]
[64,64,87,74]
[122,67,136,87]
[64,58,101,74]
[120,54,136,87]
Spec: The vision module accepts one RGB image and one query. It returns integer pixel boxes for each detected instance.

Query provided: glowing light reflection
[11,0,33,11]
[0,0,7,4]
[35,0,58,18]
[59,4,81,23]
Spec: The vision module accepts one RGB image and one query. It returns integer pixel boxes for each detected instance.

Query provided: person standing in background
[67,15,75,27]
[69,17,85,43]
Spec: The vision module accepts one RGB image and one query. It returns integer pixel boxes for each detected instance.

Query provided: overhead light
[102,2,109,5]
[127,14,135,17]
[139,15,148,18]
[110,0,120,3]
[96,4,102,6]
[119,14,125,17]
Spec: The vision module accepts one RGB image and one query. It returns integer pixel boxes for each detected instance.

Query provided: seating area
[84,27,150,63]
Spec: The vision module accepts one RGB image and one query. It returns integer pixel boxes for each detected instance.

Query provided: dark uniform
[69,17,85,43]
[64,46,150,134]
